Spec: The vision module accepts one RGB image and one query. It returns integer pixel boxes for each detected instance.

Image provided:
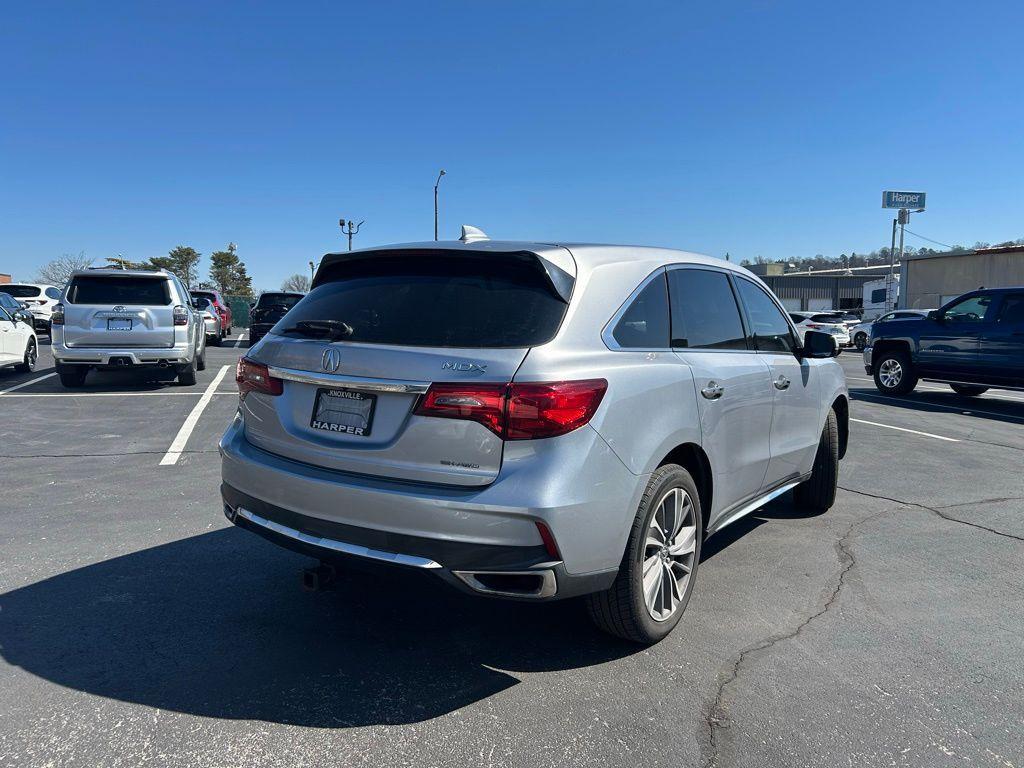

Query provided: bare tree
[281,273,311,293]
[36,252,94,287]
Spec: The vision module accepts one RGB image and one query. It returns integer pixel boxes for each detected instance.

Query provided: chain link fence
[225,295,254,328]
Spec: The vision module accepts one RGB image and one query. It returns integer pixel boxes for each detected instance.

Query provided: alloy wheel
[643,487,697,621]
[26,340,37,370]
[878,358,903,389]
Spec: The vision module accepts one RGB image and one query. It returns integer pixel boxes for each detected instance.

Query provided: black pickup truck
[865,287,1024,396]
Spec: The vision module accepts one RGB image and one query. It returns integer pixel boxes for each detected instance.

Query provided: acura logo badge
[321,347,341,373]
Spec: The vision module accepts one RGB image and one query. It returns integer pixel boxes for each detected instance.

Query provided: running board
[706,480,802,536]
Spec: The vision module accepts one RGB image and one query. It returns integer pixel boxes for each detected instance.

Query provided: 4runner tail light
[236,358,283,396]
[173,305,190,326]
[51,303,65,325]
[414,379,607,440]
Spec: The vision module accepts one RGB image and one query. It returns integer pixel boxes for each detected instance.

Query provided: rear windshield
[67,276,171,305]
[277,254,568,347]
[192,291,217,302]
[1,285,40,298]
[257,293,303,309]
[810,314,843,323]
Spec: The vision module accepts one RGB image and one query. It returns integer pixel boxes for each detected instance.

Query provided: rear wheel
[950,384,988,397]
[211,331,222,347]
[872,349,917,395]
[587,464,702,644]
[854,332,867,351]
[57,364,87,388]
[177,356,197,385]
[195,342,207,372]
[794,409,839,512]
[15,338,37,373]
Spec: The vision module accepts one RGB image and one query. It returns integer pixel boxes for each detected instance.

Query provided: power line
[903,229,955,249]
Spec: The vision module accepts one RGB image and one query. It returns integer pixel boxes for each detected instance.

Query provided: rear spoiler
[313,247,576,303]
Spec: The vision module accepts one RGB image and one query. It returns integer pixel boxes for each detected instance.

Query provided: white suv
[0,284,62,334]
[51,269,206,387]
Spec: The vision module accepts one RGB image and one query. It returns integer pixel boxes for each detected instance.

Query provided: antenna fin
[459,225,489,243]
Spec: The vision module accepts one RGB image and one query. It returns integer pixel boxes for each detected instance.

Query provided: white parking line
[0,372,57,396]
[850,417,960,442]
[159,366,230,466]
[851,391,1024,424]
[847,375,1024,402]
[234,331,247,348]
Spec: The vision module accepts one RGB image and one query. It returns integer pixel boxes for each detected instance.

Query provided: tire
[195,342,207,372]
[950,384,988,396]
[15,338,37,373]
[57,365,87,388]
[177,356,197,386]
[587,464,703,644]
[211,331,222,347]
[854,332,867,351]
[794,409,839,513]
[872,348,917,395]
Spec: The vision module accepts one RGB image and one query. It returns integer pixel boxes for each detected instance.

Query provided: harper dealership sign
[882,190,926,210]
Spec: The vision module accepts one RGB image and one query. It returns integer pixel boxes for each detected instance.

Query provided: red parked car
[191,289,233,344]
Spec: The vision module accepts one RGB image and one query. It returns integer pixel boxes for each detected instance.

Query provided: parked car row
[0,283,61,334]
[788,311,852,347]
[865,287,1024,396]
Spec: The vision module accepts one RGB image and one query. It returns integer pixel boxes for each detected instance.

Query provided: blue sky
[2,1,1022,289]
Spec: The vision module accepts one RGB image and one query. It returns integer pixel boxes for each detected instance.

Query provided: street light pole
[339,218,364,252]
[434,169,446,241]
[887,217,898,313]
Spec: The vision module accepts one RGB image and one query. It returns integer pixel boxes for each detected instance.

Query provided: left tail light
[51,303,65,325]
[414,379,607,440]
[236,358,283,396]
[173,305,190,326]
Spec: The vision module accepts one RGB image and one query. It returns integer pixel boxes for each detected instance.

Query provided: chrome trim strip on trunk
[235,507,443,569]
[266,365,431,394]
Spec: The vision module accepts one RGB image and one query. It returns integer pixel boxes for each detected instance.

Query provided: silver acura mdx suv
[221,231,848,643]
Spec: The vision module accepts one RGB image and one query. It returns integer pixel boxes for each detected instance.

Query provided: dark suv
[865,287,1024,396]
[248,291,304,345]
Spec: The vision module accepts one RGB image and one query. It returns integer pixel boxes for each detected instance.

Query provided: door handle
[701,381,724,400]
[774,375,791,391]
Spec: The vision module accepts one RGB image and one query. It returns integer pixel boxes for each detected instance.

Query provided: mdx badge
[322,347,342,373]
[441,360,487,373]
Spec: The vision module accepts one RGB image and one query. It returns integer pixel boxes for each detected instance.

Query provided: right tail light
[414,379,607,440]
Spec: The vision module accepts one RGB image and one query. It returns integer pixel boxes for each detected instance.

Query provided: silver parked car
[51,269,206,388]
[220,231,848,643]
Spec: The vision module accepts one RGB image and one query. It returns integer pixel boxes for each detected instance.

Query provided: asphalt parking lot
[1,342,1021,768]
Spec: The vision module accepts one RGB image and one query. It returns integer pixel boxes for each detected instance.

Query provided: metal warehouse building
[748,263,889,312]
[898,245,1024,309]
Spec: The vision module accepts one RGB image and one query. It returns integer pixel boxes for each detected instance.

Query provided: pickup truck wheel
[872,350,917,395]
[586,464,702,645]
[794,409,839,513]
[15,338,37,373]
[854,332,867,351]
[57,365,87,388]
[950,384,988,397]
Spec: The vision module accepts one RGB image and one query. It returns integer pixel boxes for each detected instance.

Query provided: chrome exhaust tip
[453,568,558,599]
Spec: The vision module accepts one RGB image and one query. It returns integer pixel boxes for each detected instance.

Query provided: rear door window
[279,254,569,348]
[67,276,172,305]
[667,269,747,350]
[996,294,1024,324]
[734,278,797,353]
[611,274,670,349]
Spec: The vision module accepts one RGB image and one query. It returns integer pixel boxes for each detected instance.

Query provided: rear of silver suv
[52,269,206,387]
[221,237,847,643]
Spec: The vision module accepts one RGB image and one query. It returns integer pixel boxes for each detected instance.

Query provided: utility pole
[309,260,315,282]
[339,218,364,252]
[434,169,446,241]
[887,217,898,312]
[895,208,908,310]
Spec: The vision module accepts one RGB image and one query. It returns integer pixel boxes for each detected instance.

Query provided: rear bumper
[219,413,641,594]
[863,346,873,375]
[52,341,193,366]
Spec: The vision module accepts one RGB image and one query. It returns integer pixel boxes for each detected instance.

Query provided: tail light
[51,303,65,325]
[173,305,190,326]
[414,379,607,440]
[236,358,283,396]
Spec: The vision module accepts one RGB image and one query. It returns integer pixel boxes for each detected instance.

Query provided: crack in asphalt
[839,486,1024,543]
[699,508,891,768]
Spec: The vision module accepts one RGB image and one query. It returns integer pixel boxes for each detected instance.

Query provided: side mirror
[800,329,839,359]
[927,310,943,322]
